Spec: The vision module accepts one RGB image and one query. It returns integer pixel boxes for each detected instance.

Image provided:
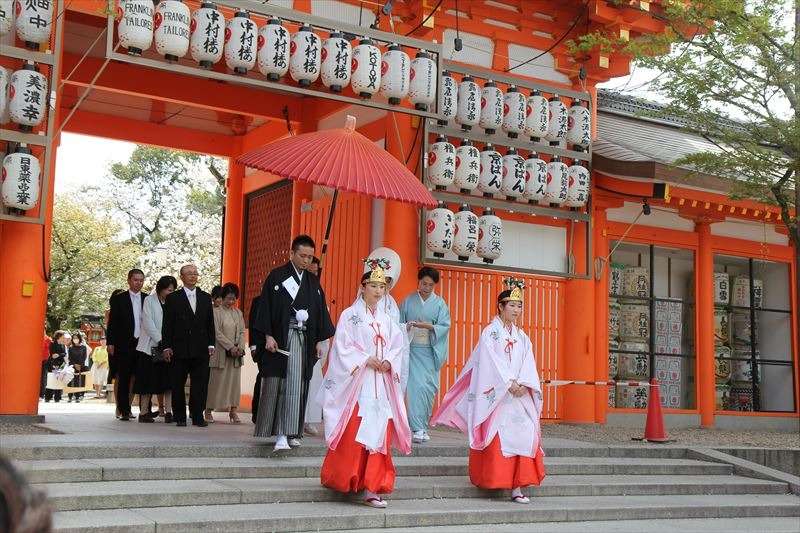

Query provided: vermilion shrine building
[0,0,796,430]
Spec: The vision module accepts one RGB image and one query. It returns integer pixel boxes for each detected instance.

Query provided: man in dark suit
[161,264,216,427]
[106,269,146,421]
[248,295,265,423]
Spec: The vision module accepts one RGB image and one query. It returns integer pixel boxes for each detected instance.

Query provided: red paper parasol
[237,115,435,264]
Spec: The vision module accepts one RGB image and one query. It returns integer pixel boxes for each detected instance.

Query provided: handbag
[151,343,168,363]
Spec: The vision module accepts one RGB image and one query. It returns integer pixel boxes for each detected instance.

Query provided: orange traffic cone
[643,378,670,442]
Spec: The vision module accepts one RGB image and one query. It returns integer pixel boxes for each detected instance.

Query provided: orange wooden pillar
[383,112,420,298]
[593,207,610,423]
[696,219,716,427]
[562,219,596,423]
[221,158,245,286]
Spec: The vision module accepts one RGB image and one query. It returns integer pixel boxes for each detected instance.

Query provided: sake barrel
[619,304,649,341]
[713,308,731,346]
[607,386,616,408]
[618,341,649,380]
[732,276,764,308]
[608,298,621,340]
[622,266,649,299]
[713,272,730,305]
[609,263,625,296]
[731,345,760,386]
[616,384,648,409]
[728,385,754,411]
[715,383,730,411]
[714,345,731,384]
[732,311,756,345]
[608,339,619,379]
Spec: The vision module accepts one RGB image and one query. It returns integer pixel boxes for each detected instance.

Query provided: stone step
[37,474,790,512]
[51,494,800,533]
[16,456,734,484]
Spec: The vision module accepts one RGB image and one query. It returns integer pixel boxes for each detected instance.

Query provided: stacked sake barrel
[607,263,625,408]
[713,272,733,410]
[653,298,684,408]
[729,276,763,411]
[616,266,650,409]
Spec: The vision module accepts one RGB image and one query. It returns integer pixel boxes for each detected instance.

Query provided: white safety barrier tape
[541,379,659,387]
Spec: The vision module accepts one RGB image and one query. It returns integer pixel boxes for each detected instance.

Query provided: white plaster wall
[711,219,789,246]
[606,202,696,232]
[507,44,571,85]
[442,29,494,67]
[317,105,387,131]
[310,0,375,27]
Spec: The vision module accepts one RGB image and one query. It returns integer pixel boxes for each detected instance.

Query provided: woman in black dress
[44,331,68,402]
[67,332,90,402]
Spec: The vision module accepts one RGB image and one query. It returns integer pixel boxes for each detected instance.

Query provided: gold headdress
[363,257,389,286]
[501,277,525,303]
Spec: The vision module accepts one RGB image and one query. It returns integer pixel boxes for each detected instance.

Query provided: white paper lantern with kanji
[289,25,321,87]
[224,11,256,74]
[523,151,547,203]
[320,31,351,92]
[455,75,479,131]
[379,44,409,105]
[452,204,478,261]
[502,85,526,139]
[438,70,457,124]
[14,0,52,49]
[189,2,223,67]
[0,66,9,124]
[565,159,590,208]
[479,79,502,134]
[1,144,39,211]
[524,89,549,141]
[544,156,569,204]
[545,95,568,142]
[409,50,436,111]
[154,0,190,62]
[0,0,12,36]
[117,0,154,56]
[566,100,591,147]
[454,139,479,193]
[8,63,47,131]
[478,144,502,198]
[351,38,381,98]
[427,135,455,190]
[257,18,289,81]
[425,201,454,258]
[477,208,502,264]
[501,148,525,200]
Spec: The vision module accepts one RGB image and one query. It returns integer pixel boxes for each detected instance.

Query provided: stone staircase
[6,441,800,532]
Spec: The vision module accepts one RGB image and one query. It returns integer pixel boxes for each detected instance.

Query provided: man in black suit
[161,264,216,427]
[248,295,265,423]
[106,269,146,421]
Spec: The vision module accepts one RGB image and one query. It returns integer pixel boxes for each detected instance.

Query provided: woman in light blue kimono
[400,267,451,444]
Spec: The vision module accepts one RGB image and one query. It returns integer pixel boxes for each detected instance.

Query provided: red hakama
[320,405,397,494]
[468,436,546,489]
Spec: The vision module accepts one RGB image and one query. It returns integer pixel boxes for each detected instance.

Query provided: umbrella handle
[319,189,339,270]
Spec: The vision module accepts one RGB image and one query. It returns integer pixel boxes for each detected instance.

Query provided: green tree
[47,197,142,332]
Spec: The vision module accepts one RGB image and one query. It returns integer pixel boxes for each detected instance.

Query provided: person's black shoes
[193,419,209,427]
[176,419,187,427]
[138,414,154,423]
[164,413,173,424]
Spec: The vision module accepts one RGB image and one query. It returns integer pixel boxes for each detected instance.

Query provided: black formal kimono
[253,262,334,439]
[67,344,89,401]
[44,342,66,402]
[107,290,145,417]
[249,295,266,423]
[161,287,215,425]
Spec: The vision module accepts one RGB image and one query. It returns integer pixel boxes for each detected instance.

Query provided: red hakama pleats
[468,436,546,489]
[320,405,397,494]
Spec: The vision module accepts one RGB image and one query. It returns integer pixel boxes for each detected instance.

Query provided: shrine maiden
[432,279,545,503]
[320,265,412,508]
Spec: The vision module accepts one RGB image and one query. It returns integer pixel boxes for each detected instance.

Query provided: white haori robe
[432,317,543,458]
[321,300,412,455]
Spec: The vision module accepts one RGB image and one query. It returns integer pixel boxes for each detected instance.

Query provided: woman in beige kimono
[206,282,247,424]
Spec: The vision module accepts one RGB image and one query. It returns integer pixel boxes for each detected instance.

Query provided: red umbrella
[238,115,435,263]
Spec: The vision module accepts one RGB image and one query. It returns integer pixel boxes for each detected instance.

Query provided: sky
[55,133,136,194]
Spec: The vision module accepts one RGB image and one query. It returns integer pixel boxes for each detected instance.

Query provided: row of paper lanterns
[427,135,589,208]
[116,1,439,110]
[1,143,41,211]
[426,203,502,264]
[0,0,54,49]
[440,73,591,148]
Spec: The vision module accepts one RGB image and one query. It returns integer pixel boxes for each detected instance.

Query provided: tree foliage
[47,197,142,332]
[572,0,797,240]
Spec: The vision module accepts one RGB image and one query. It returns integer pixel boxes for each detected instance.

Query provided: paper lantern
[502,84,526,139]
[117,0,155,56]
[189,3,224,68]
[452,204,478,261]
[455,75,479,131]
[408,50,436,111]
[501,148,525,200]
[289,25,321,87]
[379,44,409,105]
[223,10,256,74]
[454,139,479,193]
[438,70,457,125]
[478,144,502,198]
[1,144,39,211]
[479,79,502,134]
[8,63,47,131]
[351,38,381,98]
[425,201,454,258]
[154,0,190,62]
[14,0,52,49]
[477,208,502,264]
[0,0,12,36]
[543,155,568,205]
[523,151,547,203]
[545,94,568,142]
[0,66,9,124]
[320,31,351,92]
[566,100,591,147]
[564,159,590,208]
[257,18,289,81]
[426,135,455,190]
[525,89,549,141]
